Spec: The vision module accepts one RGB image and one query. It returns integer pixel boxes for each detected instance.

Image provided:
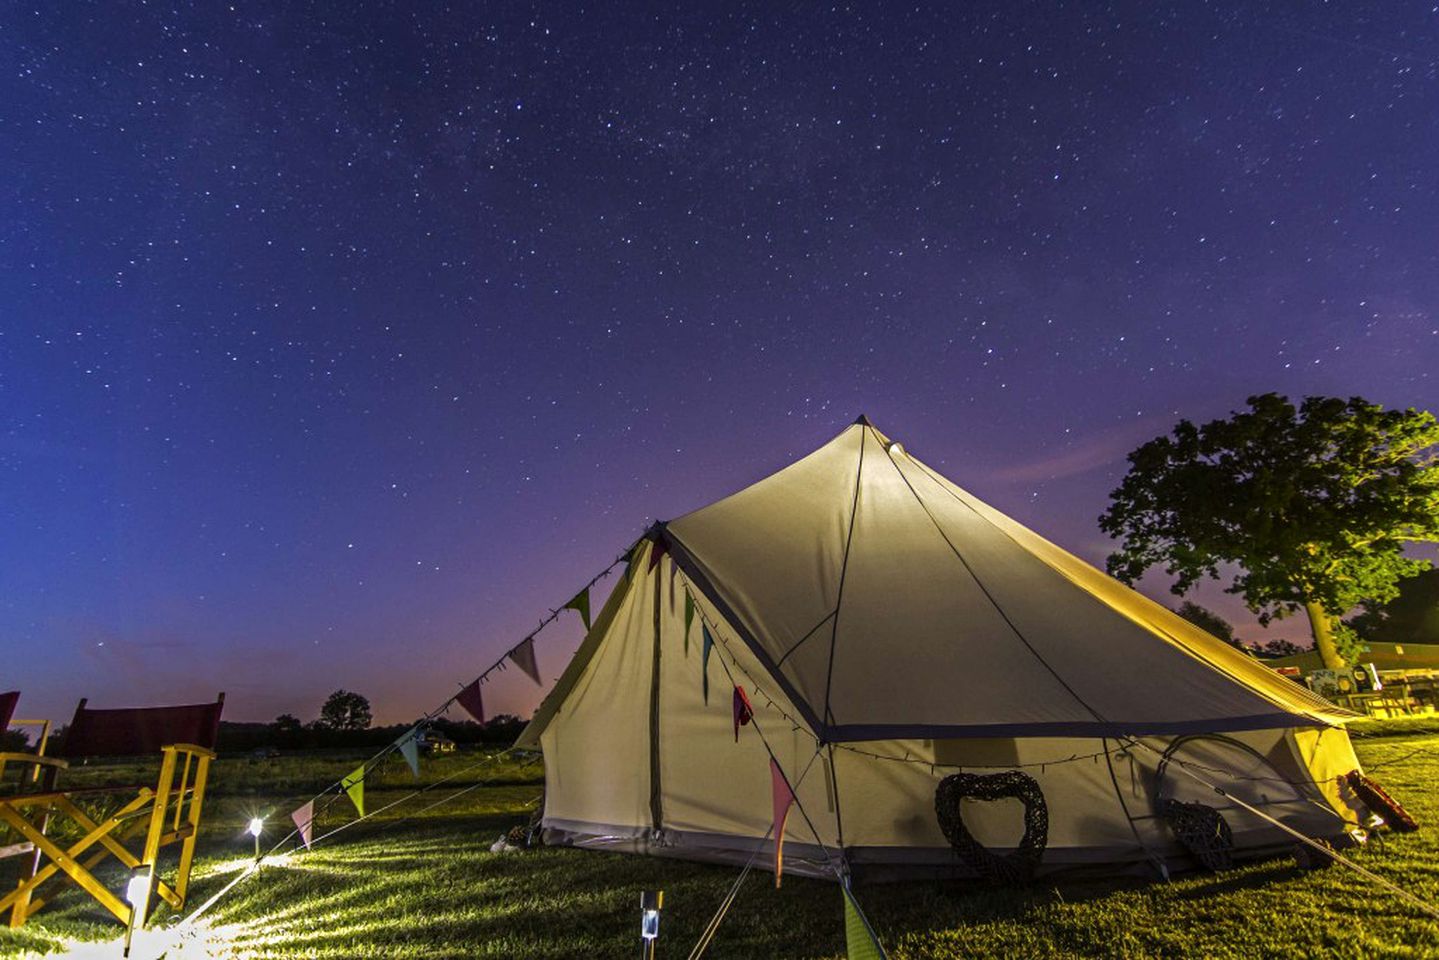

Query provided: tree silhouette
[316,690,372,731]
[1102,394,1439,669]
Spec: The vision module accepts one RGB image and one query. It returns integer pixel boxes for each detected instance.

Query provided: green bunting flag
[701,624,715,703]
[563,588,591,630]
[342,765,365,818]
[683,594,695,654]
[843,884,888,960]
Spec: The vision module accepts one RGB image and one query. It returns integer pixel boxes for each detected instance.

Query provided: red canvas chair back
[58,695,224,758]
[0,691,17,733]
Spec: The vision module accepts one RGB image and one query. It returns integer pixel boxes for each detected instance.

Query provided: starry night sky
[3,4,1437,725]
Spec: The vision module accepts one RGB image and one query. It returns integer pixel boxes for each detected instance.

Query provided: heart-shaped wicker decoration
[934,771,1049,883]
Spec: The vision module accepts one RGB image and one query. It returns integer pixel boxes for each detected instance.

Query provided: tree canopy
[1347,565,1439,646]
[316,689,373,731]
[1172,601,1240,649]
[1100,394,1439,668]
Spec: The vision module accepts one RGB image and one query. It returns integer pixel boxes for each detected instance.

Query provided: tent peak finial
[853,413,873,427]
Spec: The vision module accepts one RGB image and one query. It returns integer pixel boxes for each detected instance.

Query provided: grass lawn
[3,722,1437,959]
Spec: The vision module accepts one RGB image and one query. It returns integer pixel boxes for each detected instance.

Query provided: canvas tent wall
[519,419,1366,879]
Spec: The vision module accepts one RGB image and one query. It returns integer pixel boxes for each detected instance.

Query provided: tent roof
[662,419,1352,741]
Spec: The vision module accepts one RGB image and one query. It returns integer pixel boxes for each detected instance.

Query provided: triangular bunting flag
[563,588,592,630]
[732,685,754,742]
[509,637,542,686]
[455,679,485,724]
[843,884,888,959]
[291,800,314,850]
[770,758,796,888]
[701,624,715,704]
[398,729,421,778]
[683,594,695,654]
[648,537,669,571]
[342,765,365,818]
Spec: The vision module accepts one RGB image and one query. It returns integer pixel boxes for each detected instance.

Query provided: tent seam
[903,456,1349,725]
[774,610,839,669]
[663,532,830,737]
[878,439,1108,725]
[819,425,868,732]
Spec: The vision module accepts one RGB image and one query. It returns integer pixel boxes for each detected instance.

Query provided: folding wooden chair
[0,693,224,929]
[0,691,56,787]
[0,691,64,865]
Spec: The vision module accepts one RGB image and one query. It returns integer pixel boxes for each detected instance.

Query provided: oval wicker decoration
[934,771,1049,882]
[1157,798,1234,872]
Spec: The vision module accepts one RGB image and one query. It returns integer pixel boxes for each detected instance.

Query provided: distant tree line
[213,689,529,754]
[1171,589,1438,662]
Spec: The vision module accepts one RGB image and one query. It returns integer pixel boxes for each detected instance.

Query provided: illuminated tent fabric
[519,418,1365,879]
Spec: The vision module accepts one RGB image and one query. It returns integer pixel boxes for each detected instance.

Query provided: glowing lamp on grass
[248,816,264,858]
[639,890,663,959]
[124,865,152,957]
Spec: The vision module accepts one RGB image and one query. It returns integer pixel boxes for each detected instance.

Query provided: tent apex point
[852,413,873,426]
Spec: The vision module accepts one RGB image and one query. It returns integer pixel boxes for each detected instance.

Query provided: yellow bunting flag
[843,884,888,959]
[342,765,365,817]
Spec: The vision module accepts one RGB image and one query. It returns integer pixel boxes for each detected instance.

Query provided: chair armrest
[165,743,217,760]
[0,753,68,770]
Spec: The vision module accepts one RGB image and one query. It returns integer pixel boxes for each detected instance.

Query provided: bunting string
[672,573,845,879]
[670,576,1387,797]
[173,543,637,935]
[303,751,542,850]
[257,544,635,855]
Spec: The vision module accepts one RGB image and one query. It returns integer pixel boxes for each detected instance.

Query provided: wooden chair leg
[133,747,179,926]
[7,801,48,929]
[0,792,153,924]
[174,755,211,904]
[0,806,130,924]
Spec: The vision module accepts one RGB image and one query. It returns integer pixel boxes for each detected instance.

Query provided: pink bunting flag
[732,685,754,742]
[455,679,485,723]
[771,758,796,888]
[292,799,314,850]
[509,637,542,686]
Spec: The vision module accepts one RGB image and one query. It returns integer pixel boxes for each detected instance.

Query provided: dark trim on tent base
[539,818,1353,884]
[824,712,1332,742]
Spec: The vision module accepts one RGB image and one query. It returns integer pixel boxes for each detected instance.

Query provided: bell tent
[517,417,1365,880]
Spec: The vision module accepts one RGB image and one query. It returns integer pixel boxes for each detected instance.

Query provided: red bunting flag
[648,537,669,571]
[732,685,754,742]
[771,758,796,888]
[509,638,542,686]
[455,679,485,723]
[292,800,314,850]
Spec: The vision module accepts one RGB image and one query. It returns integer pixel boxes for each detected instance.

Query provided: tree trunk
[1303,600,1346,671]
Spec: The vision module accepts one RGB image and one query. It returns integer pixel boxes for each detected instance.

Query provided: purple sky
[3,4,1436,725]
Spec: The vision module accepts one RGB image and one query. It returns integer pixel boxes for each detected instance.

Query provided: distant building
[1262,642,1439,717]
[1262,641,1439,677]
